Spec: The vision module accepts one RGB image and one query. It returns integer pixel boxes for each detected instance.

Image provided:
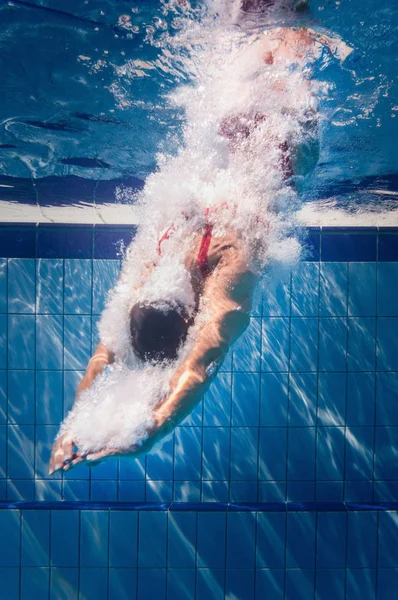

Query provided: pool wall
[0,224,397,599]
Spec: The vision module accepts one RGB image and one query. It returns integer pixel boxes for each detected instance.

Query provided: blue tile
[377,569,398,600]
[0,511,20,566]
[230,427,258,481]
[255,569,285,599]
[201,481,229,502]
[321,233,376,262]
[258,428,287,481]
[226,569,255,600]
[256,513,286,568]
[8,259,35,313]
[37,228,92,259]
[109,511,138,568]
[62,480,89,501]
[319,263,348,316]
[316,512,346,569]
[0,228,35,258]
[79,568,108,600]
[379,233,398,261]
[138,512,167,568]
[219,348,232,372]
[291,263,319,317]
[375,428,398,481]
[344,480,373,502]
[289,373,317,426]
[317,373,346,426]
[21,510,50,567]
[7,479,34,501]
[377,318,398,371]
[290,318,318,372]
[91,314,101,349]
[197,513,226,568]
[304,230,321,261]
[63,370,84,417]
[35,425,60,480]
[146,480,173,502]
[119,456,145,481]
[288,481,315,502]
[196,568,225,600]
[345,427,374,481]
[233,317,261,372]
[109,568,137,600]
[0,425,6,477]
[8,370,35,424]
[118,481,145,502]
[36,371,63,425]
[315,569,345,600]
[179,399,203,427]
[285,569,315,600]
[287,428,316,481]
[346,569,376,600]
[378,512,398,567]
[348,263,377,316]
[377,373,398,425]
[36,259,63,314]
[232,373,260,426]
[92,260,120,314]
[202,427,230,480]
[64,315,91,370]
[8,424,34,479]
[146,435,174,481]
[226,512,256,569]
[286,512,316,568]
[36,315,63,370]
[347,317,376,371]
[0,315,6,369]
[35,479,62,501]
[137,568,166,600]
[346,372,375,426]
[258,482,286,502]
[80,511,109,568]
[50,567,79,600]
[90,480,117,501]
[174,427,201,481]
[203,373,232,426]
[0,260,7,313]
[315,481,343,501]
[64,259,93,314]
[8,315,35,369]
[174,480,201,502]
[21,567,50,600]
[90,458,118,480]
[167,569,195,600]
[346,512,377,568]
[0,567,19,600]
[316,427,345,481]
[262,274,291,316]
[374,481,398,502]
[167,512,196,568]
[94,229,135,259]
[51,510,79,567]
[318,318,347,372]
[260,373,288,426]
[262,318,290,372]
[229,480,257,502]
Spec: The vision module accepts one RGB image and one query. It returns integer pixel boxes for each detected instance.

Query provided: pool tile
[262,272,291,317]
[377,317,398,371]
[262,317,290,372]
[35,425,60,480]
[90,480,117,501]
[288,373,317,426]
[8,370,34,424]
[321,233,376,262]
[37,227,92,259]
[0,567,19,600]
[21,510,50,567]
[0,370,5,424]
[346,569,376,600]
[347,317,376,371]
[290,318,318,372]
[0,315,6,369]
[319,263,348,316]
[377,263,398,316]
[63,370,84,417]
[379,233,398,261]
[346,512,377,568]
[316,512,346,569]
[201,481,229,503]
[109,511,138,568]
[35,479,62,501]
[109,568,137,600]
[230,427,258,481]
[7,424,34,479]
[21,567,50,600]
[260,373,288,427]
[8,315,35,369]
[92,260,121,314]
[202,427,230,481]
[286,512,316,569]
[233,317,261,372]
[145,480,173,502]
[377,569,398,600]
[378,512,398,568]
[146,435,173,481]
[255,569,285,599]
[167,512,196,568]
[0,228,35,259]
[285,569,315,600]
[288,481,315,502]
[226,512,256,569]
[7,479,34,501]
[232,373,260,426]
[291,263,319,317]
[203,373,232,426]
[167,569,195,600]
[62,480,89,502]
[94,229,135,260]
[64,259,92,314]
[79,568,108,600]
[258,481,286,502]
[318,318,347,372]
[197,513,226,568]
[317,373,346,427]
[63,315,91,370]
[229,480,258,502]
[36,259,63,314]
[344,480,373,502]
[50,567,79,600]
[348,262,377,316]
[80,511,109,568]
[258,428,287,481]
[345,427,374,481]
[316,427,345,481]
[315,569,345,600]
[174,480,201,502]
[51,510,79,567]
[196,568,225,600]
[287,427,316,481]
[36,371,63,425]
[376,373,398,425]
[118,481,145,502]
[36,315,63,370]
[119,456,145,481]
[226,569,255,600]
[90,458,118,481]
[374,481,398,502]
[346,372,375,426]
[0,260,6,314]
[256,512,286,568]
[174,427,202,481]
[374,427,398,480]
[315,481,343,502]
[8,259,35,314]
[138,512,167,568]
[0,510,21,566]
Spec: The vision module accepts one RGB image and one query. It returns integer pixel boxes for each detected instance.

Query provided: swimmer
[49,5,352,474]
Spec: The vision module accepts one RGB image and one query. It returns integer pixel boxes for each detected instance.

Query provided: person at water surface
[49,6,352,475]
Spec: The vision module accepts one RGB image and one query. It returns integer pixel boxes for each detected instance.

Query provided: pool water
[0,224,398,599]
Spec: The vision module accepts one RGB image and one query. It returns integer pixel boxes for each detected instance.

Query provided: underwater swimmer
[49,17,352,475]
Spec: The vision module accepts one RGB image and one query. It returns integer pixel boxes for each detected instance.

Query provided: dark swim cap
[129,303,191,363]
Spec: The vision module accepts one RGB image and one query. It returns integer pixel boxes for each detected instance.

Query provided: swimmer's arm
[306,28,353,63]
[76,342,115,395]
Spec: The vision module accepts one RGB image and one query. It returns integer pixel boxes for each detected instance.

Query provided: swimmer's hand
[49,432,81,475]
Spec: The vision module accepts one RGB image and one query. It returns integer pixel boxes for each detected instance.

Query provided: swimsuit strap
[197,223,213,279]
[157,223,176,256]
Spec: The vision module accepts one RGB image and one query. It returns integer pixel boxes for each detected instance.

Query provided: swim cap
[129,303,192,363]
